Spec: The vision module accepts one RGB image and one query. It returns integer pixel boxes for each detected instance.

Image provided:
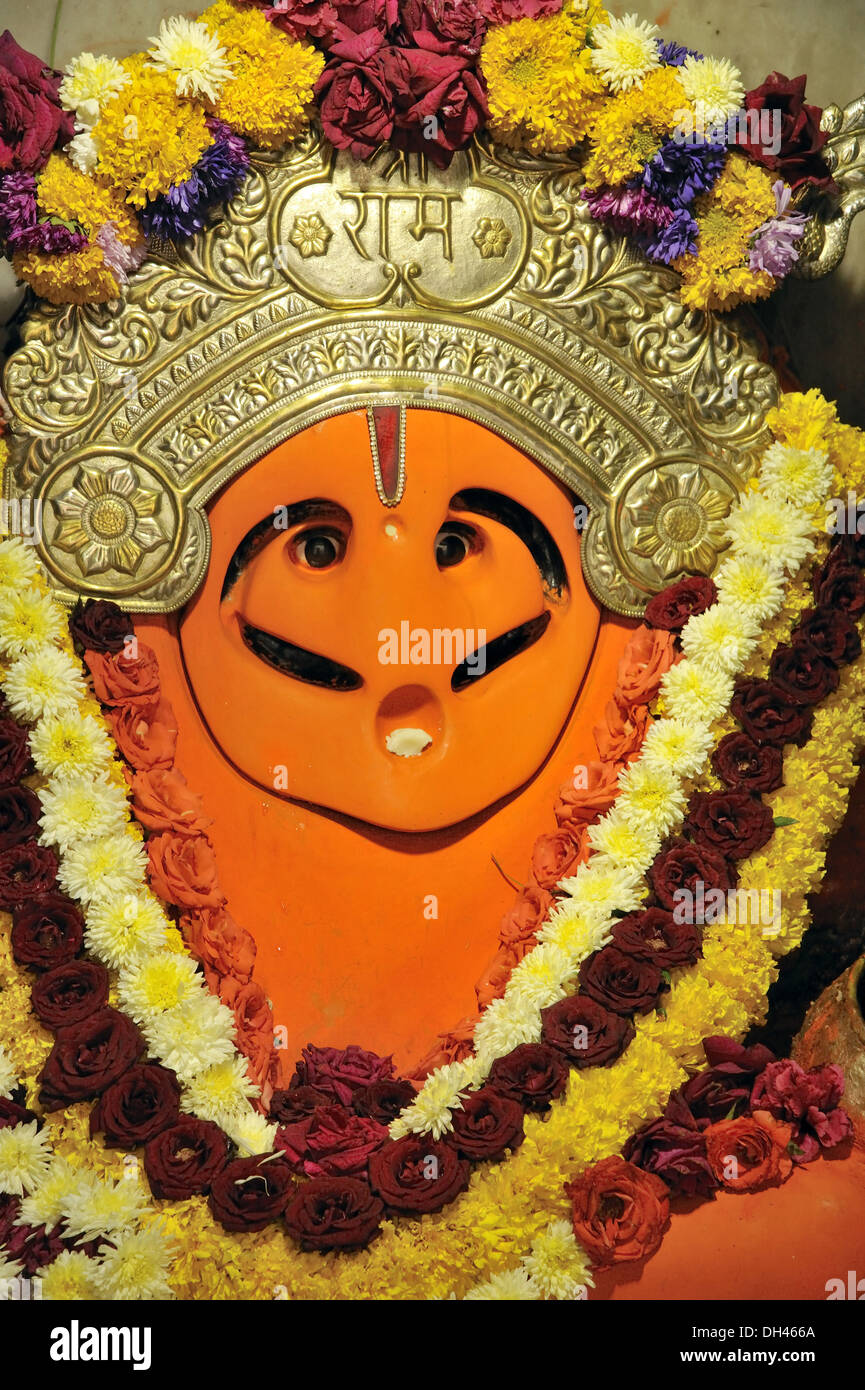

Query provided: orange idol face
[181,409,600,831]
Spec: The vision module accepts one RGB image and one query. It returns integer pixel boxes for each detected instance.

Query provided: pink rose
[276,1103,388,1177]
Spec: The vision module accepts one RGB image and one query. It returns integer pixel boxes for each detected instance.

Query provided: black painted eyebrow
[449,489,567,595]
[221,499,347,601]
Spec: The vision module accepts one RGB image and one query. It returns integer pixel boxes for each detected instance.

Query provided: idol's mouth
[240,611,551,693]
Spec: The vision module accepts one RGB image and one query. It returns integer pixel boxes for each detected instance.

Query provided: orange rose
[704,1113,794,1192]
[530,828,586,892]
[180,905,256,986]
[147,832,225,911]
[593,698,649,763]
[498,883,553,946]
[106,698,178,771]
[221,979,273,1086]
[565,1155,670,1266]
[86,645,160,706]
[554,759,621,831]
[615,625,677,710]
[405,1018,476,1081]
[130,768,211,837]
[475,946,522,1009]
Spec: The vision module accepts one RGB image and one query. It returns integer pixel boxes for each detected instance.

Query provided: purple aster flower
[140,120,250,240]
[749,178,808,277]
[656,38,704,67]
[583,184,673,237]
[636,139,727,209]
[0,170,38,247]
[13,221,87,254]
[644,208,699,264]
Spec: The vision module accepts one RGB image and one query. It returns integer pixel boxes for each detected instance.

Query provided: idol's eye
[435,522,477,570]
[292,528,345,570]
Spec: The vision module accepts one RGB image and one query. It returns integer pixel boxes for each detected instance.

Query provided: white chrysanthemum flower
[586,806,662,872]
[389,1060,472,1140]
[142,994,236,1084]
[0,538,40,593]
[0,588,65,656]
[759,441,834,508]
[615,761,687,838]
[558,856,646,922]
[223,1111,277,1157]
[182,1057,260,1127]
[680,54,745,124]
[30,709,115,782]
[94,1223,175,1301]
[725,492,814,572]
[589,12,660,91]
[148,17,233,102]
[638,716,714,780]
[39,773,129,855]
[464,1268,539,1301]
[660,660,734,724]
[679,603,760,674]
[4,646,86,723]
[521,1219,594,1300]
[16,1159,80,1230]
[59,52,130,123]
[506,944,572,1012]
[0,1045,16,1100]
[85,892,170,969]
[58,832,147,908]
[67,128,100,174]
[0,1121,52,1196]
[39,1249,101,1301]
[117,952,202,1023]
[714,554,787,623]
[473,994,546,1066]
[535,900,610,961]
[0,1254,22,1284]
[61,1174,149,1243]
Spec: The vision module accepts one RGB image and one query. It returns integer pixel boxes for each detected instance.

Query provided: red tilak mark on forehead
[368,406,405,507]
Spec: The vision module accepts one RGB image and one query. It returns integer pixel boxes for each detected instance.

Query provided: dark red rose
[731,677,814,747]
[738,72,835,192]
[0,1095,37,1129]
[91,1063,182,1147]
[316,31,395,160]
[369,1134,470,1213]
[0,716,30,785]
[649,839,736,914]
[476,0,562,20]
[144,1118,231,1199]
[11,892,83,970]
[0,785,40,849]
[38,1007,143,1109]
[381,45,488,168]
[269,1085,333,1124]
[578,945,666,1017]
[69,598,133,655]
[252,0,341,44]
[447,1085,524,1161]
[644,575,717,632]
[0,31,74,173]
[352,1078,416,1123]
[332,0,399,39]
[769,641,840,705]
[0,840,58,910]
[487,1042,568,1110]
[275,1103,387,1177]
[679,1035,776,1125]
[686,790,775,862]
[3,1214,65,1275]
[611,907,702,969]
[796,607,862,666]
[285,1175,384,1252]
[813,554,865,617]
[623,1115,717,1198]
[30,959,109,1029]
[540,993,635,1068]
[751,1059,852,1161]
[209,1154,295,1232]
[399,0,486,56]
[290,1042,395,1106]
[565,1155,670,1267]
[711,731,784,794]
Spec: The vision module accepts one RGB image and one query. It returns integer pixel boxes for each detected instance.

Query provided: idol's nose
[376,684,442,757]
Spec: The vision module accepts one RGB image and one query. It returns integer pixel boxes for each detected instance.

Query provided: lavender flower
[749,181,808,277]
[97,223,146,285]
[636,139,727,209]
[140,120,250,240]
[656,39,704,67]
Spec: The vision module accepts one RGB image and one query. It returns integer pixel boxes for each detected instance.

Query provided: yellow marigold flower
[766,388,839,454]
[14,243,121,307]
[35,153,141,244]
[94,60,212,208]
[673,153,778,310]
[582,65,688,187]
[201,1,323,148]
[481,12,605,154]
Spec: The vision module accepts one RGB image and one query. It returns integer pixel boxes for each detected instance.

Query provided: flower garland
[0,2,837,311]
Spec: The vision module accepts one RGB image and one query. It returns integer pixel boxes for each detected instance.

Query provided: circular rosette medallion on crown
[50,462,172,577]
[625,464,737,581]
